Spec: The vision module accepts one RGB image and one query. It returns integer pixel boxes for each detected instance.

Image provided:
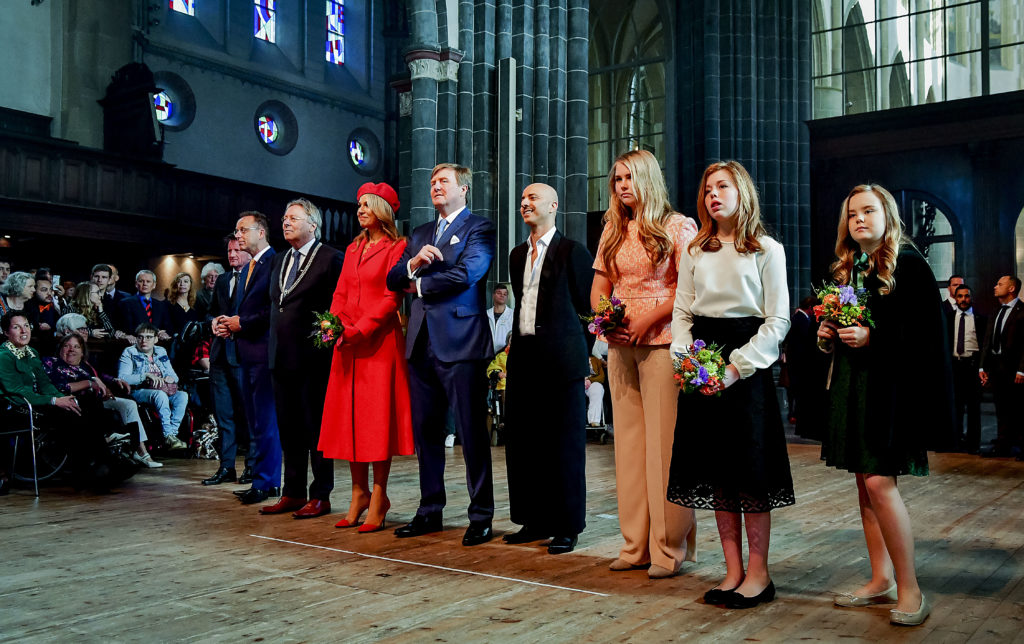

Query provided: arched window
[588,0,666,212]
[894,190,959,287]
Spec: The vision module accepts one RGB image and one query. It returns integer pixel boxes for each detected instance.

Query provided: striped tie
[144,298,152,322]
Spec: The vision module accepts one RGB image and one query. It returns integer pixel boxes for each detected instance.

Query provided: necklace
[278,242,321,302]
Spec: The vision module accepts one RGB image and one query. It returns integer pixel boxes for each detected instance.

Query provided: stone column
[564,0,588,243]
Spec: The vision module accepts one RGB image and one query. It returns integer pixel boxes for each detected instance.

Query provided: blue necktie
[285,249,302,290]
[434,218,449,244]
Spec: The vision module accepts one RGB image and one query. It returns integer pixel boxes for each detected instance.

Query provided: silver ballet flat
[834,583,898,607]
[890,594,931,626]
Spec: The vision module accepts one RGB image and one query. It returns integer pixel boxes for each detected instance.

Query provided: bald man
[502,183,595,554]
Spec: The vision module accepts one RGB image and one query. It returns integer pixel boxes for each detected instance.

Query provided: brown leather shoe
[293,499,332,519]
[260,496,307,515]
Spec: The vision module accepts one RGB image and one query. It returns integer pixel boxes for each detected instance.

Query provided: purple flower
[689,365,709,386]
[838,285,857,306]
[609,296,622,307]
[588,322,600,334]
[692,339,706,351]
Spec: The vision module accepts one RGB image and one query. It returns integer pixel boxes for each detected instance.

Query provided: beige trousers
[608,344,697,570]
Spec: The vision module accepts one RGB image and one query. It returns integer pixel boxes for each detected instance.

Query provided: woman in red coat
[319,182,414,532]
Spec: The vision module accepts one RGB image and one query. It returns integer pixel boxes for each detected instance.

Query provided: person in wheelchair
[585,355,606,428]
[485,336,509,421]
[0,311,124,491]
[118,323,189,450]
[43,333,162,468]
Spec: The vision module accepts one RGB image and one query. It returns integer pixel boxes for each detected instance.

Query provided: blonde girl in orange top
[591,149,698,579]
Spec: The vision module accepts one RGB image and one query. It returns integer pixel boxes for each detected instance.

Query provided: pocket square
[450,235,461,245]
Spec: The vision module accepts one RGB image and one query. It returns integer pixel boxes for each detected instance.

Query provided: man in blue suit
[215,211,281,505]
[115,270,172,340]
[386,163,497,546]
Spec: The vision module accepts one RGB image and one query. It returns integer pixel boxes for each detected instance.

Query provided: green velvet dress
[820,248,952,477]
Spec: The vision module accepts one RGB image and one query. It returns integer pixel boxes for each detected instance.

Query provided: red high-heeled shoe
[358,500,391,533]
[335,505,369,528]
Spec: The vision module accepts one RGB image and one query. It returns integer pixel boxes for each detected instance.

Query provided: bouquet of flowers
[813,284,874,351]
[581,295,627,338]
[310,311,344,349]
[673,339,727,396]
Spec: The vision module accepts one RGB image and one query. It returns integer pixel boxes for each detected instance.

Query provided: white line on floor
[250,534,610,597]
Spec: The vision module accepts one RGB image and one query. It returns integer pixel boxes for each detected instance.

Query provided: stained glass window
[349,140,365,166]
[169,0,194,16]
[153,92,174,122]
[326,0,345,65]
[254,0,277,43]
[258,116,279,144]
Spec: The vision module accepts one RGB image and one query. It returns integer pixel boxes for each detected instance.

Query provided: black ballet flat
[724,581,776,609]
[703,586,740,604]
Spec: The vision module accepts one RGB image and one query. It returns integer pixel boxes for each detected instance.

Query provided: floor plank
[2,434,1023,643]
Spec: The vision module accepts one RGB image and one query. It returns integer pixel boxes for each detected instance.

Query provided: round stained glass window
[349,140,366,166]
[258,116,279,144]
[153,91,174,122]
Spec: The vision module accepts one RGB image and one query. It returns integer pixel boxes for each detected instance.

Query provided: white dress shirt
[671,237,790,378]
[407,206,467,297]
[518,226,557,336]
[952,308,980,357]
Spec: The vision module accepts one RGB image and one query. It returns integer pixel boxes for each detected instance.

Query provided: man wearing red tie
[116,270,172,340]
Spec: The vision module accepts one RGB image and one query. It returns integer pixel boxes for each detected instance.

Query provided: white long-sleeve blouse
[670,236,790,378]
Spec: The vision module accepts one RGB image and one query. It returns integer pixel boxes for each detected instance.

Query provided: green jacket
[0,341,62,407]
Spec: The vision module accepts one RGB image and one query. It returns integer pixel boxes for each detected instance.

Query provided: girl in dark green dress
[817,185,952,627]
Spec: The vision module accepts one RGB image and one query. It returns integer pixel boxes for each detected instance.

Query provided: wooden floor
[2,436,1023,643]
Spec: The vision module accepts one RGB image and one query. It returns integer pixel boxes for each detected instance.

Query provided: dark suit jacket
[116,293,172,334]
[386,209,496,363]
[268,241,344,371]
[980,299,1024,375]
[208,269,241,366]
[507,231,594,381]
[234,247,277,365]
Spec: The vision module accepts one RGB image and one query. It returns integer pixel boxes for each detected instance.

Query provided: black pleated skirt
[666,316,795,513]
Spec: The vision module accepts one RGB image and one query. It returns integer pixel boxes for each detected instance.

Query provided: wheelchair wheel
[13,426,70,482]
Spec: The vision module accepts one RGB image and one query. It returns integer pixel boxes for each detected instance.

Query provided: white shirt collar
[437,205,466,225]
[532,226,557,249]
[251,246,271,263]
[291,238,317,257]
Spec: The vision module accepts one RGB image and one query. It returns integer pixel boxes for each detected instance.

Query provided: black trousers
[272,366,334,500]
[952,356,982,451]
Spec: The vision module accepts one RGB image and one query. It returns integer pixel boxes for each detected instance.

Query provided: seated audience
[116,271,172,340]
[0,272,35,317]
[44,333,162,468]
[55,313,90,342]
[118,323,188,450]
[70,281,125,341]
[195,263,224,319]
[0,311,121,491]
[0,257,10,290]
[92,263,129,311]
[27,275,59,353]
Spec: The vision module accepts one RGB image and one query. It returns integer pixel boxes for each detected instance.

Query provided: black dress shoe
[462,523,493,546]
[202,467,236,486]
[237,487,280,505]
[503,526,548,544]
[547,535,578,555]
[238,466,254,485]
[394,514,443,538]
[724,581,776,609]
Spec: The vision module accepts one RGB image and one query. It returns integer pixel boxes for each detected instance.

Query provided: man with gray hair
[115,269,172,340]
[258,198,344,518]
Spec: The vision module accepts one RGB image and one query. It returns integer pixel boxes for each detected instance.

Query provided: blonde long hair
[688,161,766,255]
[166,272,196,308]
[600,149,677,279]
[830,184,907,295]
[354,193,402,245]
